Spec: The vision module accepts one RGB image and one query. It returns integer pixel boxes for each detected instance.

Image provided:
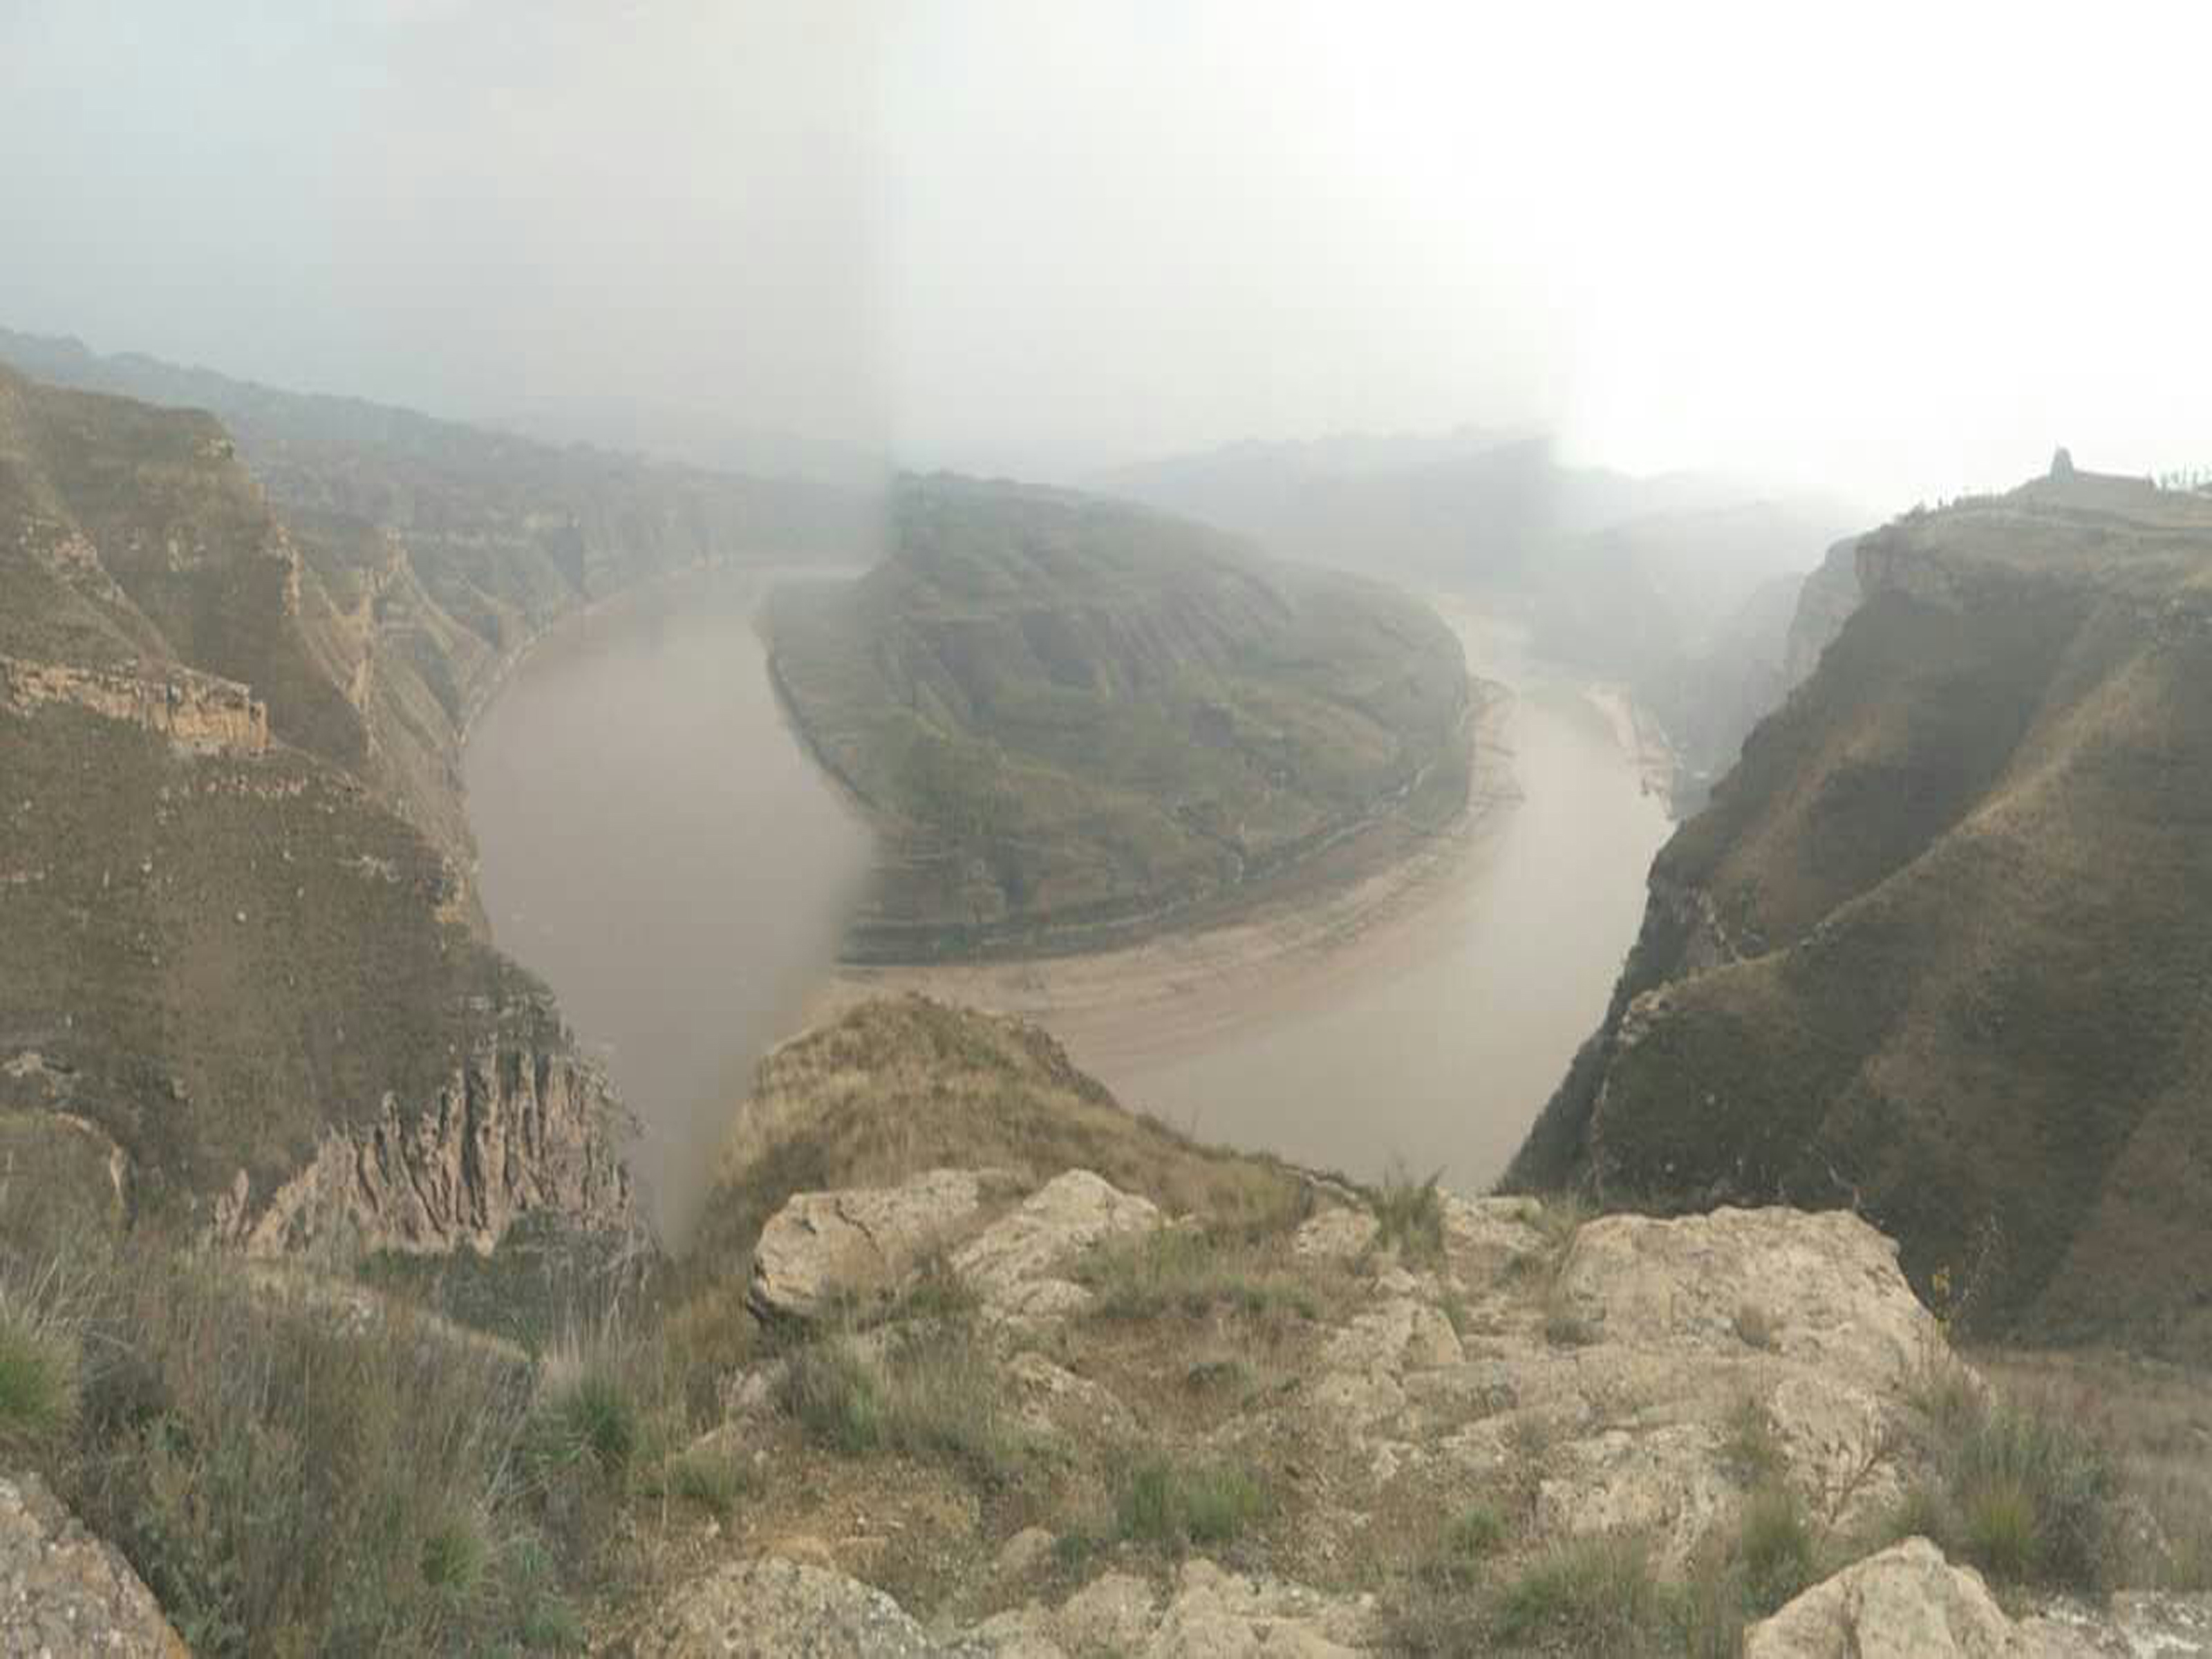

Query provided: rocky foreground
[636,1132,2209,1653]
[10,997,2210,1653]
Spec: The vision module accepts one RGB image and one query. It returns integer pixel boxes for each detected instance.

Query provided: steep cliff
[1510,467,2212,1355]
[0,364,637,1254]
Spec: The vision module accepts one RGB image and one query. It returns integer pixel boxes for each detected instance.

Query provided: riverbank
[800,601,1675,1188]
[802,679,1524,1079]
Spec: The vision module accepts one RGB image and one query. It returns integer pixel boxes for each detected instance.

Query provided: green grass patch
[1115,1456,1268,1550]
[1371,1167,1446,1265]
[1491,1533,1678,1656]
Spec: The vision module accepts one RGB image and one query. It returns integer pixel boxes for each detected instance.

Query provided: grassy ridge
[767,476,1470,958]
[1512,472,2212,1355]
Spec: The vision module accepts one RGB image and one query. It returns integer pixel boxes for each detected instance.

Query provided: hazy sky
[3,1,2209,509]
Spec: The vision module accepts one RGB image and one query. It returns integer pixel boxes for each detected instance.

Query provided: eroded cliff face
[1509,471,2212,1352]
[1781,535,1864,686]
[216,1018,637,1256]
[1,362,644,1265]
[0,655,269,756]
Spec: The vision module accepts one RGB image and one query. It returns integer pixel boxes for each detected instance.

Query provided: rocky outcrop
[749,1168,992,1322]
[745,1165,1165,1331]
[217,1033,636,1256]
[0,655,269,756]
[1781,535,1863,686]
[0,1473,185,1658]
[950,1169,1162,1325]
[642,1554,977,1658]
[1746,1538,2212,1658]
[967,1559,1373,1656]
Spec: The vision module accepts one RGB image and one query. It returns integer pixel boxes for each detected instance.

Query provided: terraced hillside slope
[0,327,881,870]
[767,476,1472,959]
[0,364,632,1253]
[1510,464,2212,1356]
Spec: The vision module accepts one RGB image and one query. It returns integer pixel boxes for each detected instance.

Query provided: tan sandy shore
[801,677,1531,1081]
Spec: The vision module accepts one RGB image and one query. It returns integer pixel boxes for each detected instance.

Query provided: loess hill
[1510,464,2212,1356]
[766,475,1471,959]
[0,353,861,1256]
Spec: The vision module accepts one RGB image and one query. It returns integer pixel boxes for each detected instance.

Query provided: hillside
[0,328,881,869]
[0,364,634,1253]
[1105,431,1861,812]
[6,993,2208,1651]
[766,476,1472,959]
[1510,463,2212,1356]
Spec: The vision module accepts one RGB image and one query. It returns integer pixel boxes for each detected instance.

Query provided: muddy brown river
[464,569,1669,1228]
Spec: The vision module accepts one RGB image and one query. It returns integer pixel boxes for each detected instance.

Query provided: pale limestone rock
[2021,1591,2212,1656]
[749,1169,987,1322]
[1745,1538,2025,1658]
[1292,1206,1379,1262]
[971,1561,1371,1657]
[993,1526,1056,1580]
[1005,1350,1134,1437]
[218,1015,637,1257]
[953,1170,1161,1324]
[1555,1206,1939,1392]
[0,1473,185,1658]
[1441,1192,1549,1277]
[1535,1423,1738,1566]
[640,1554,981,1658]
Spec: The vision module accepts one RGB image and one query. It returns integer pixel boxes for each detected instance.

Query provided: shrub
[1491,1533,1677,1656]
[63,1251,576,1656]
[1737,1484,1817,1611]
[775,1327,1024,1488]
[1075,1228,1315,1324]
[1115,1456,1268,1550]
[776,1340,884,1454]
[0,1264,80,1456]
[532,1356,644,1479]
[1372,1168,1446,1264]
[1894,1376,2117,1590]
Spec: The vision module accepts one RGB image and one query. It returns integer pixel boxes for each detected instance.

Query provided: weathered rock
[1292,1206,1378,1262]
[970,1560,1371,1656]
[1745,1538,2018,1657]
[953,1170,1160,1324]
[218,1024,637,1256]
[1440,1192,1548,1277]
[0,1473,185,1658]
[1748,1538,2212,1658]
[1005,1349,1135,1437]
[0,653,269,757]
[1555,1206,1938,1394]
[750,1169,988,1322]
[2021,1590,2212,1656]
[641,1554,982,1658]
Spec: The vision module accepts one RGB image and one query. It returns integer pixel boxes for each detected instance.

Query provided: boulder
[641,1554,983,1658]
[1554,1206,1939,1393]
[1742,1538,2212,1658]
[750,1168,988,1322]
[0,1473,185,1658]
[952,1170,1160,1324]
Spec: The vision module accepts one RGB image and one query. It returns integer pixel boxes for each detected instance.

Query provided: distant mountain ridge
[1510,464,2212,1356]
[1105,428,1863,807]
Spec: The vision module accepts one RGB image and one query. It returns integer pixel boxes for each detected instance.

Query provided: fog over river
[464,570,1670,1234]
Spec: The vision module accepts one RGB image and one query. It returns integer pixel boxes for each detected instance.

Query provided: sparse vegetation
[1371,1166,1447,1264]
[1074,1226,1319,1325]
[766,475,1470,959]
[1491,1533,1678,1656]
[1114,1455,1268,1550]
[1893,1358,2117,1589]
[0,1262,82,1457]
